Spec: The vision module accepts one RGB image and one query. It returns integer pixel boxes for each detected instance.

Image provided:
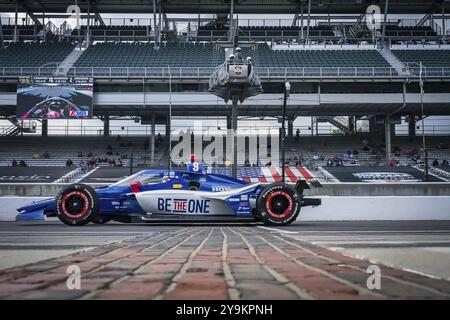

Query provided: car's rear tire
[256,183,300,226]
[56,184,99,226]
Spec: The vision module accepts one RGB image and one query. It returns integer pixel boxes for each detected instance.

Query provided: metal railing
[0,67,58,77]
[2,65,450,80]
[195,29,337,42]
[404,63,450,77]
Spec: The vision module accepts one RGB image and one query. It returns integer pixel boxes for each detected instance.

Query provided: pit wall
[1,182,450,197]
[1,183,450,222]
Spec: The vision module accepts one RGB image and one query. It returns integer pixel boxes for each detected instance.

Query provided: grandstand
[1,0,450,183]
[0,42,75,73]
[73,42,220,68]
[0,136,167,168]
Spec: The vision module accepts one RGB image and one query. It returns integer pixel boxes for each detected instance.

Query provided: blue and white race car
[16,166,321,226]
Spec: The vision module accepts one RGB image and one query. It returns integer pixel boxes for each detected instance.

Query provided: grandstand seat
[0,42,75,74]
[70,42,223,75]
[392,50,450,76]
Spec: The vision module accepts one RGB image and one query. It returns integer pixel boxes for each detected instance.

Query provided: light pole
[168,65,172,170]
[281,81,290,183]
[419,61,429,181]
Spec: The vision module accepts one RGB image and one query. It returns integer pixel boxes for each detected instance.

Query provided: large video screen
[17,77,93,119]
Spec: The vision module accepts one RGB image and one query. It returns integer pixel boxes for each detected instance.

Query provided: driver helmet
[235,47,241,52]
[190,154,197,163]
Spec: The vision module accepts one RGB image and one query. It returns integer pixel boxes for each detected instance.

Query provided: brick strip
[228,227,314,299]
[1,228,189,299]
[89,227,206,299]
[1,226,450,300]
[246,227,450,299]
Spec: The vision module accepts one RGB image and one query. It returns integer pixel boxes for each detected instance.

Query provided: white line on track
[257,226,300,234]
[0,231,154,234]
[257,227,450,234]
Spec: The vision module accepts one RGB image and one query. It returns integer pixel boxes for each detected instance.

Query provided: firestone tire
[256,183,301,226]
[56,184,99,226]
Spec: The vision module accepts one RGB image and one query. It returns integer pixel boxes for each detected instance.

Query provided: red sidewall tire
[256,183,300,226]
[56,184,99,226]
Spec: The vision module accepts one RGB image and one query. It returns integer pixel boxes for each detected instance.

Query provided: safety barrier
[1,182,450,197]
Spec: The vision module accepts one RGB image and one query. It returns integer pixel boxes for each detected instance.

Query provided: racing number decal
[192,162,199,172]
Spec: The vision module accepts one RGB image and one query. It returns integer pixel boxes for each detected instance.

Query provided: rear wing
[295,179,322,208]
[294,179,322,195]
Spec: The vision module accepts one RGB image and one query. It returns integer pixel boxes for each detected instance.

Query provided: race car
[20,97,89,119]
[16,168,321,226]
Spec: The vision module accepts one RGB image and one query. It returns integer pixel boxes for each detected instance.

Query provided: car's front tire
[256,183,301,226]
[56,184,99,226]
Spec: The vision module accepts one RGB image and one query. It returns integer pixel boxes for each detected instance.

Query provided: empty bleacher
[284,136,450,168]
[251,44,395,76]
[70,42,222,76]
[385,26,438,39]
[71,25,152,41]
[0,136,167,168]
[0,42,75,75]
[391,49,450,76]
[197,25,336,42]
[0,24,44,41]
[392,49,450,67]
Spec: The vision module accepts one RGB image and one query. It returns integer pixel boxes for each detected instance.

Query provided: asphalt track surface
[0,220,450,299]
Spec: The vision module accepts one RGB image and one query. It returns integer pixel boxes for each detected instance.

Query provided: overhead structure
[209,52,263,178]
[0,1,449,14]
[209,58,262,103]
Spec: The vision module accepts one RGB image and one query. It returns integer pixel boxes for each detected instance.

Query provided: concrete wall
[299,196,450,221]
[1,197,47,221]
[1,182,450,197]
[2,92,450,107]
[3,195,450,222]
[304,182,450,197]
[1,183,450,222]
